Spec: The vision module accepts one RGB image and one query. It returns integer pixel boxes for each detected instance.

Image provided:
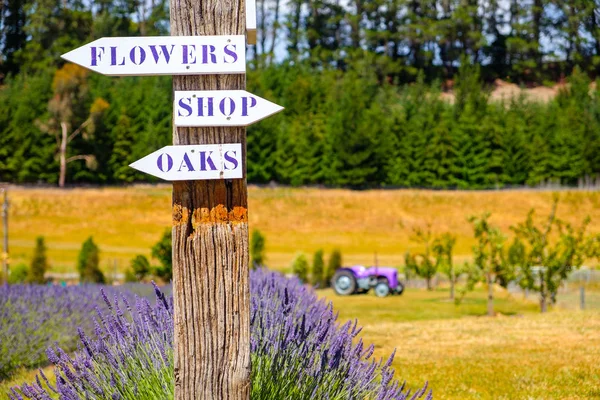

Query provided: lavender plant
[0,285,109,379]
[10,270,431,400]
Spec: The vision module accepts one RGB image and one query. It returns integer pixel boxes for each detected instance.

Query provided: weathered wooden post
[62,1,282,396]
[170,2,249,399]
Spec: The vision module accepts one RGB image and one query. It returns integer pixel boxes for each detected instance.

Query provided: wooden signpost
[63,0,282,398]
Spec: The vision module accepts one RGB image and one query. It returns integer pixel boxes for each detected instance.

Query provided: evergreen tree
[28,236,49,284]
[125,255,150,283]
[77,236,104,284]
[325,249,342,287]
[152,229,172,282]
[311,249,325,288]
[291,253,309,283]
[250,229,266,269]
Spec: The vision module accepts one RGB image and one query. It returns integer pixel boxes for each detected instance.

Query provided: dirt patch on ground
[443,79,565,103]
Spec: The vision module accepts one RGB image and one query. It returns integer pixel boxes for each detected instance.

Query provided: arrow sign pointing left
[129,144,243,181]
[174,90,284,127]
[61,36,246,76]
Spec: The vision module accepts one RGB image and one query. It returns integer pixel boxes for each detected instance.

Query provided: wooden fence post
[170,1,251,399]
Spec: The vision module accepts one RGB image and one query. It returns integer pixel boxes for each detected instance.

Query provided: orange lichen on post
[191,205,248,229]
[173,204,190,226]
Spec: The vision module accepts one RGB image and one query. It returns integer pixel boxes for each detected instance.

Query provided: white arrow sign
[174,90,284,127]
[61,36,246,76]
[129,144,243,181]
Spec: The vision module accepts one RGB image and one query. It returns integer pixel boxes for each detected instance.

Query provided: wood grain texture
[170,0,250,398]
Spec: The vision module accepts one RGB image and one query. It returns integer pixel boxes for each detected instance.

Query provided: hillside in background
[3,186,599,274]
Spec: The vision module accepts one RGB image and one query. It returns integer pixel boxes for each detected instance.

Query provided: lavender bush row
[11,270,431,399]
[0,285,117,379]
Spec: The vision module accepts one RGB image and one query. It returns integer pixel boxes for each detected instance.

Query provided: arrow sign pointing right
[129,144,243,181]
[174,90,284,127]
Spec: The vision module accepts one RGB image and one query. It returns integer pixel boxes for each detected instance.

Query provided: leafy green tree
[28,236,49,284]
[464,214,508,316]
[291,253,309,283]
[510,195,593,312]
[39,64,109,187]
[433,233,457,299]
[152,229,172,282]
[311,249,325,288]
[250,229,266,269]
[325,249,342,287]
[77,237,104,283]
[125,255,151,283]
[405,226,438,290]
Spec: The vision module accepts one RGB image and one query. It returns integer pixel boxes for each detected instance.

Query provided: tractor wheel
[332,270,357,296]
[374,279,390,297]
[395,282,405,295]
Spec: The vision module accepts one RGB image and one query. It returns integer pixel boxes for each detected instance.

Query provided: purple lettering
[178,98,193,117]
[198,97,214,117]
[129,46,146,65]
[90,47,105,67]
[223,44,238,63]
[242,97,257,117]
[182,45,196,64]
[219,97,235,116]
[157,153,173,172]
[201,45,217,64]
[224,151,239,171]
[200,151,217,171]
[110,47,126,66]
[177,153,195,172]
[149,44,175,64]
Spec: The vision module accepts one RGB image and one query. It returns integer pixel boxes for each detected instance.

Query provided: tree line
[4,0,600,83]
[2,0,600,188]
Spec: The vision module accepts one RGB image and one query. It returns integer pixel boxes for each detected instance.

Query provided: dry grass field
[2,185,600,274]
[322,287,600,400]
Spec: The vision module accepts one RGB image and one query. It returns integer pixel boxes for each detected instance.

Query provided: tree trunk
[540,277,548,313]
[59,121,68,188]
[487,272,494,316]
[426,276,432,290]
[170,0,251,398]
[449,267,455,300]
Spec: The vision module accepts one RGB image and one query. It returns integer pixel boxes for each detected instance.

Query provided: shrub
[7,264,28,284]
[27,237,49,284]
[77,237,105,284]
[125,255,151,282]
[311,249,324,288]
[250,229,266,269]
[325,249,342,287]
[152,229,172,282]
[12,270,431,400]
[291,253,309,283]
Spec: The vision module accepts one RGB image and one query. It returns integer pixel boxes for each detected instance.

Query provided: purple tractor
[332,265,404,297]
